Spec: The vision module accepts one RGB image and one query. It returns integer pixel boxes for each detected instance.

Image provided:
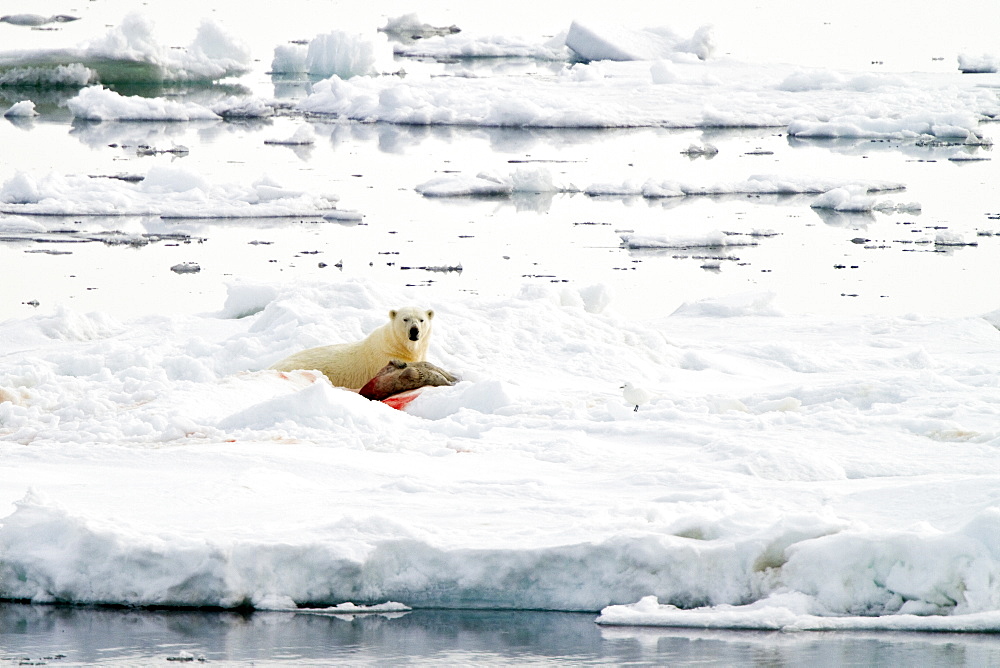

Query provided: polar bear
[269,307,434,389]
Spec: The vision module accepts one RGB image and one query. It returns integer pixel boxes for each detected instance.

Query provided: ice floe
[0,13,250,85]
[297,58,999,131]
[3,100,37,117]
[0,167,338,217]
[565,20,714,62]
[3,282,1000,619]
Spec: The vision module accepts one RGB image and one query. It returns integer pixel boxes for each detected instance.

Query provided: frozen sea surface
[3,0,1000,646]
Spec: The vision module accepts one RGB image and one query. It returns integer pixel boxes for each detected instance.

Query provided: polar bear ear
[389,309,398,320]
[426,309,434,320]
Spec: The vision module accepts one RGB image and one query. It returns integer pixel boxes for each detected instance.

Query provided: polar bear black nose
[409,326,420,341]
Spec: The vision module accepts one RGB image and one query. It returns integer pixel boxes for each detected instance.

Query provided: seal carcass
[359,359,458,401]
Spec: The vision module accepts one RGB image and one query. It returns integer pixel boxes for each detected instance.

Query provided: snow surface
[3,281,1000,628]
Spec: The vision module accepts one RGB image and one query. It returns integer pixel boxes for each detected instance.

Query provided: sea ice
[265,124,316,146]
[297,58,998,132]
[958,53,998,74]
[67,85,220,121]
[305,31,393,79]
[2,100,37,117]
[0,13,251,85]
[2,282,1000,619]
[0,167,338,217]
[565,21,714,62]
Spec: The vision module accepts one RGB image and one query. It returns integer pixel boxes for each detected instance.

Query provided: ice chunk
[565,21,714,62]
[3,100,37,117]
[67,85,220,121]
[305,31,392,79]
[958,53,998,74]
[271,43,308,74]
[265,124,316,146]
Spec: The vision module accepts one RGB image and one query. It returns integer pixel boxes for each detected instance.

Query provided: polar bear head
[389,307,434,343]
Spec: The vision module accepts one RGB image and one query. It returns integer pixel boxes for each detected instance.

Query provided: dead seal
[359,359,458,401]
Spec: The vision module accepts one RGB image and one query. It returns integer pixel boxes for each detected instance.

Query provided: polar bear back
[269,307,434,389]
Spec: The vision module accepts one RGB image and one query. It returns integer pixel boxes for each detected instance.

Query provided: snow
[416,169,904,200]
[393,33,569,60]
[0,168,338,217]
[270,44,307,75]
[958,54,998,74]
[303,31,393,79]
[565,21,714,62]
[788,114,982,140]
[620,231,759,250]
[297,57,999,130]
[3,101,37,118]
[4,1,1000,634]
[0,13,250,85]
[67,86,221,122]
[416,167,564,197]
[3,280,1000,624]
[265,124,316,146]
[268,30,393,78]
[0,63,93,87]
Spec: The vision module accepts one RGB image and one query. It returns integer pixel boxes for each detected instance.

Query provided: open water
[6,603,1000,666]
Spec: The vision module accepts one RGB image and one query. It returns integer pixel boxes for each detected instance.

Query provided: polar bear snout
[408,326,421,341]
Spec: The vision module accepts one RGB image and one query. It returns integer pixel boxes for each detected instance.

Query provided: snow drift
[2,281,1000,627]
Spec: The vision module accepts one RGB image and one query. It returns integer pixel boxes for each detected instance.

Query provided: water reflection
[787,134,994,161]
[69,117,213,150]
[5,603,1000,666]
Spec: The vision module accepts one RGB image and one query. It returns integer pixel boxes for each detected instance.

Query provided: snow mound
[265,124,316,146]
[958,53,998,74]
[416,168,564,197]
[394,33,569,60]
[671,292,784,317]
[67,86,220,121]
[3,100,38,117]
[270,43,307,74]
[306,31,392,79]
[598,509,1000,629]
[620,231,758,250]
[788,113,981,139]
[565,21,714,62]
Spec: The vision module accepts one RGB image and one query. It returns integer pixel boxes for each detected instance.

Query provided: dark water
[3,603,1000,666]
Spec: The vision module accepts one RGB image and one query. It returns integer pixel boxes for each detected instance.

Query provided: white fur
[269,307,434,389]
